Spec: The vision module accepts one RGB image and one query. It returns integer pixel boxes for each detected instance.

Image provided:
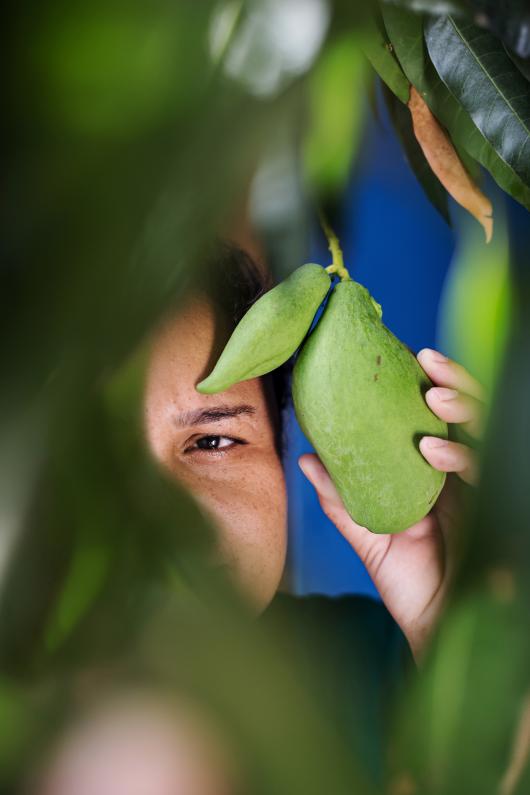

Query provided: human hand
[299,348,485,664]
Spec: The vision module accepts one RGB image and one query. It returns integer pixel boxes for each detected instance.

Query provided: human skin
[300,348,484,662]
[32,695,238,795]
[145,298,483,659]
[144,296,288,611]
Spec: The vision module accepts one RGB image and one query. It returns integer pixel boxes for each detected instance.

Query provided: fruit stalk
[319,212,351,282]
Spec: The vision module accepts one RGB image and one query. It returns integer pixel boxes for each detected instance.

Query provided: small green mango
[197,264,330,394]
[292,280,448,534]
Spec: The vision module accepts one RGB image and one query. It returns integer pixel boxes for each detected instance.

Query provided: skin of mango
[197,264,331,394]
[292,280,448,534]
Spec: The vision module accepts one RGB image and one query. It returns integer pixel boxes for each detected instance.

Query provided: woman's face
[144,296,288,612]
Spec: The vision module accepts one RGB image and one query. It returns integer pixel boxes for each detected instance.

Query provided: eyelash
[184,435,245,455]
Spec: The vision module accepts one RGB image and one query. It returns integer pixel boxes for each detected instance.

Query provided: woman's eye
[189,435,239,453]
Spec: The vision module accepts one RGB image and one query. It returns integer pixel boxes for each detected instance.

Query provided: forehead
[143,297,277,467]
[144,295,269,424]
[147,296,226,395]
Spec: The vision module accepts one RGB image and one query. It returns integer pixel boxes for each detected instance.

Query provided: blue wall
[285,100,456,596]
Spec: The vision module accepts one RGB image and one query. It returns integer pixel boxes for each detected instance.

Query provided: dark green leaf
[382,5,530,210]
[472,0,530,58]
[380,0,466,13]
[504,42,530,82]
[361,12,411,102]
[381,0,530,57]
[382,82,451,222]
[425,16,530,188]
[367,73,383,125]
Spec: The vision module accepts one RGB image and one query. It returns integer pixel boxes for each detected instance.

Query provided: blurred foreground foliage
[1,0,530,793]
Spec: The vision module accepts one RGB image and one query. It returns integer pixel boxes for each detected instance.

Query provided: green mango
[292,280,448,534]
[197,263,330,394]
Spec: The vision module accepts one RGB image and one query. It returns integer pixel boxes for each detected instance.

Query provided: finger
[419,437,479,486]
[298,453,352,526]
[432,477,467,579]
[417,348,485,402]
[298,454,375,553]
[425,387,483,439]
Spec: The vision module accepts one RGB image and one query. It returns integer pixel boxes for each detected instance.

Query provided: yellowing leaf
[408,86,494,243]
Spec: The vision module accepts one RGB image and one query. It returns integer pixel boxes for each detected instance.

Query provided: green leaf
[438,204,512,391]
[391,593,530,795]
[504,43,530,82]
[425,16,530,188]
[382,82,451,222]
[381,5,530,211]
[381,0,530,58]
[380,0,465,13]
[303,34,367,195]
[471,0,530,58]
[361,13,410,103]
[367,73,382,125]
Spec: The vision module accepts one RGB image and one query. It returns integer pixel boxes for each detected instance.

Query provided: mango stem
[319,212,351,281]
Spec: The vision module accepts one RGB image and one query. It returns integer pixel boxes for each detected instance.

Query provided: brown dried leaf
[408,86,493,243]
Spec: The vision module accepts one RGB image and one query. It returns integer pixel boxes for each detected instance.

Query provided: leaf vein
[447,17,530,140]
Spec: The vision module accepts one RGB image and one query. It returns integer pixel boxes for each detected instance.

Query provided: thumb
[298,453,340,506]
[298,454,374,554]
[298,454,390,577]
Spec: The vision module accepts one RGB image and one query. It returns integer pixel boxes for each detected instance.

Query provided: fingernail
[421,436,449,450]
[419,348,448,364]
[428,387,458,401]
[298,456,315,478]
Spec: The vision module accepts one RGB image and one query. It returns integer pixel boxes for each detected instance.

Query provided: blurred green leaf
[438,201,512,391]
[303,33,367,196]
[33,5,204,138]
[0,388,213,676]
[3,2,530,792]
[391,593,530,795]
[0,679,33,778]
[139,596,378,795]
[381,5,530,211]
[382,82,451,222]
[2,5,311,439]
[425,16,530,188]
[361,12,411,102]
[0,593,378,794]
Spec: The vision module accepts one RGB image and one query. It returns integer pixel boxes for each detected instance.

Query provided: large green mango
[197,263,330,394]
[292,280,448,534]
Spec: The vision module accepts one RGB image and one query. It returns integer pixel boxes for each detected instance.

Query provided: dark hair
[199,241,291,449]
[203,241,273,326]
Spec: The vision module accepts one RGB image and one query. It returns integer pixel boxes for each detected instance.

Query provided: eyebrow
[173,404,256,428]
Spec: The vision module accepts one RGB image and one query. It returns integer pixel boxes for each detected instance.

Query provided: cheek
[187,456,288,610]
